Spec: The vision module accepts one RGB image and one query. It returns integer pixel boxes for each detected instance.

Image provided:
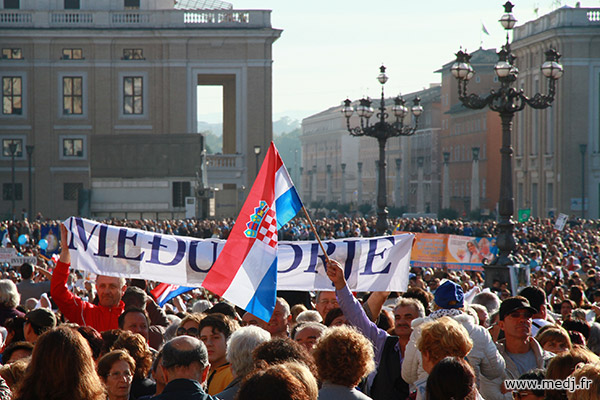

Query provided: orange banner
[396,231,497,271]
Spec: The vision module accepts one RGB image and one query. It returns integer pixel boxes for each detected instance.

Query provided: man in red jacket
[50,224,126,332]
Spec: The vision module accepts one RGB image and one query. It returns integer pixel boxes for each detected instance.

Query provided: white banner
[65,217,414,292]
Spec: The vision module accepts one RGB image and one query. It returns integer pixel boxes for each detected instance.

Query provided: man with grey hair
[216,326,271,400]
[153,336,218,400]
[266,297,291,338]
[51,224,126,332]
[472,291,501,315]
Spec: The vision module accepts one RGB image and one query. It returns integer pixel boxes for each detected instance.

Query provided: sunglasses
[177,327,199,337]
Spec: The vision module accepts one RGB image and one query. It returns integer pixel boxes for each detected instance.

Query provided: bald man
[153,336,218,400]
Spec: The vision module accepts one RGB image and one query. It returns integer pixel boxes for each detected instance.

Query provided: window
[63,138,84,157]
[3,0,19,9]
[63,77,83,115]
[1,49,22,60]
[62,48,83,60]
[123,49,144,60]
[124,0,140,9]
[3,183,22,201]
[64,0,80,9]
[172,181,191,207]
[63,183,83,201]
[123,76,143,114]
[2,139,22,157]
[2,76,22,115]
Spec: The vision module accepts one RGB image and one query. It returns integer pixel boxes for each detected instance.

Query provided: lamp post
[26,145,34,220]
[451,1,562,269]
[342,65,423,235]
[580,144,587,219]
[8,143,17,221]
[253,145,261,178]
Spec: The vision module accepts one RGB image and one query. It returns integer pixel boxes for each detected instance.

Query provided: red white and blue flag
[202,142,303,322]
[151,283,195,307]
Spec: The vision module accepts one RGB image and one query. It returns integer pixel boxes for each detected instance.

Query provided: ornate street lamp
[451,1,563,269]
[342,65,423,235]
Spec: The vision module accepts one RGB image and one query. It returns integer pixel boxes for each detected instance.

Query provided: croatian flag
[202,142,303,322]
[151,283,195,307]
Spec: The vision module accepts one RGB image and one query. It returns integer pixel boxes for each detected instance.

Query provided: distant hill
[197,121,222,136]
[273,116,300,136]
[197,116,301,154]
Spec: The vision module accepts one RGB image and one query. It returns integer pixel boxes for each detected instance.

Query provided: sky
[197,0,598,123]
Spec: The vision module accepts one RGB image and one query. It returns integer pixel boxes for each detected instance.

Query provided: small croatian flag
[202,142,303,322]
[151,283,195,307]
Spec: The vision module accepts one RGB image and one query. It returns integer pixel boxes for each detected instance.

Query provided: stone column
[394,158,402,208]
[340,163,347,204]
[357,162,363,204]
[417,156,425,213]
[471,147,480,211]
[298,166,303,197]
[326,164,332,202]
[442,152,450,209]
[307,169,313,203]
[311,165,317,203]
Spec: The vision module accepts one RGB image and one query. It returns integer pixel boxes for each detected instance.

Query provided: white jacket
[401,311,505,397]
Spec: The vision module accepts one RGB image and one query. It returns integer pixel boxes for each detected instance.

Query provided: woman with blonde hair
[567,362,600,400]
[546,347,599,400]
[14,326,105,400]
[415,316,475,400]
[176,312,204,338]
[313,325,375,399]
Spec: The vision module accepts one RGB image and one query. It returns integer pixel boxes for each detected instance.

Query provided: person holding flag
[202,142,303,323]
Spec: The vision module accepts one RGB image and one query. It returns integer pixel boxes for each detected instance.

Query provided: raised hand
[325,259,346,290]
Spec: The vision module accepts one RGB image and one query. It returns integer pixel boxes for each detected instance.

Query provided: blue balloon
[17,234,28,245]
[38,239,48,250]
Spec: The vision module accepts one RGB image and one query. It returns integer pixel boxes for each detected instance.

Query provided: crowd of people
[0,215,598,399]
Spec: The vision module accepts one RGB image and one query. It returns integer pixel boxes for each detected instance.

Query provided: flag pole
[301,205,331,263]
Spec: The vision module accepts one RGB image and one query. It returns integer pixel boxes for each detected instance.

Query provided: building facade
[439,48,502,218]
[300,85,441,214]
[0,0,280,219]
[512,6,600,219]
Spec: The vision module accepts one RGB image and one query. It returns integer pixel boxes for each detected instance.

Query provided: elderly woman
[112,331,155,399]
[97,350,135,400]
[313,325,375,399]
[0,280,23,327]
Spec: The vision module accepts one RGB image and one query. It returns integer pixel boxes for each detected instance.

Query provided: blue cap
[434,280,464,309]
[409,273,416,280]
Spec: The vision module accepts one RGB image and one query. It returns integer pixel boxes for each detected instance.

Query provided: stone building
[300,85,441,214]
[0,0,280,219]
[512,5,600,218]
